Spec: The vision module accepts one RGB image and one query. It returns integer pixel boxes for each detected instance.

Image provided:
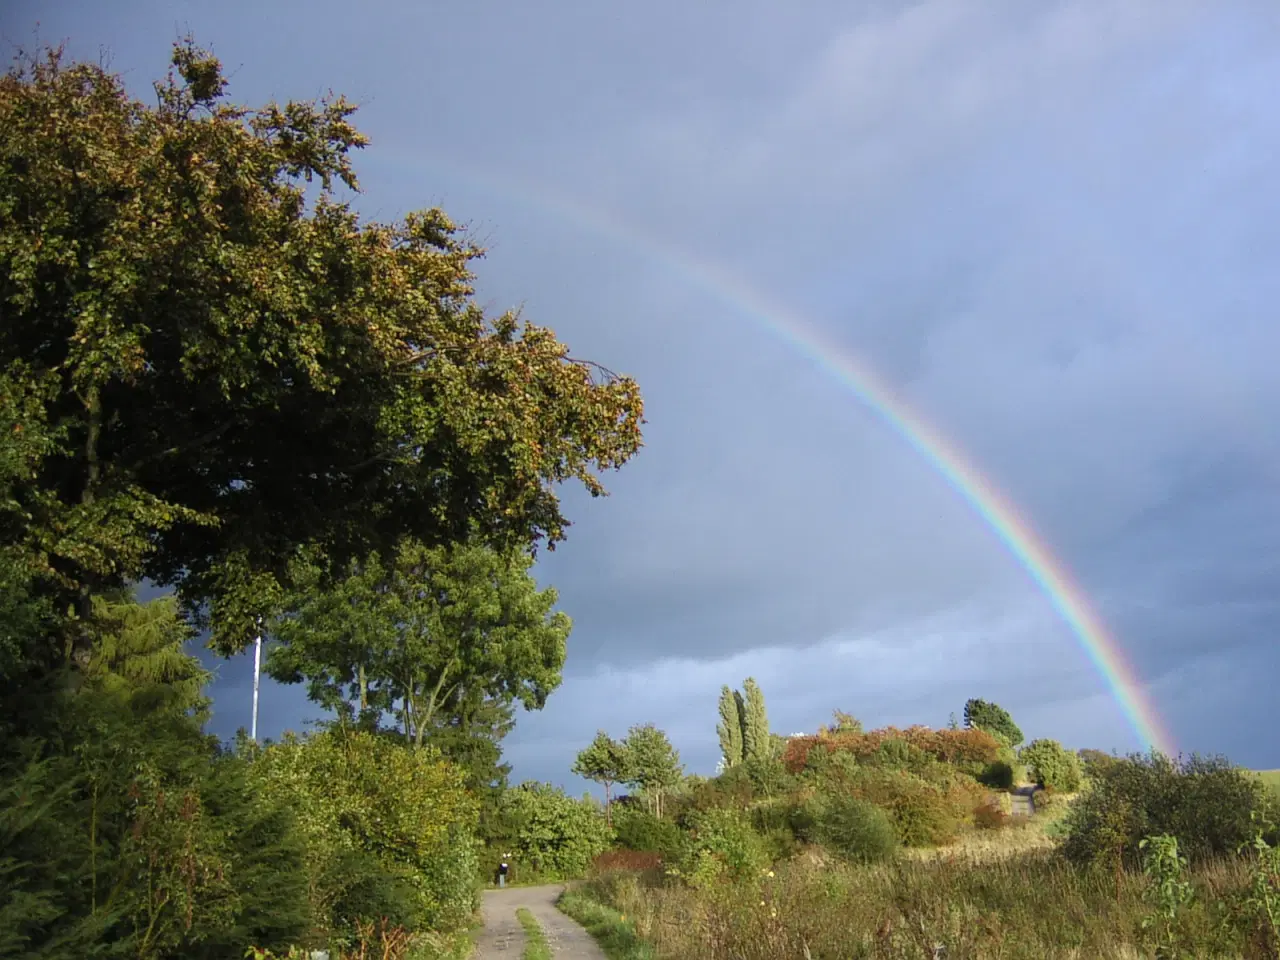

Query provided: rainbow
[385,152,1177,757]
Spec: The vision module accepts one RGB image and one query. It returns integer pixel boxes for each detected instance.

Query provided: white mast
[250,619,262,742]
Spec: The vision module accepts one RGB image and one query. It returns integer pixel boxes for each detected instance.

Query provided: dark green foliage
[0,686,310,960]
[963,698,1024,748]
[1062,752,1271,868]
[610,806,685,861]
[678,808,768,883]
[1078,748,1120,777]
[978,761,1016,790]
[803,794,899,864]
[1020,739,1083,792]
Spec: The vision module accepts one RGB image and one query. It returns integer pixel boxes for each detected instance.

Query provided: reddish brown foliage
[973,800,1011,830]
[781,725,1002,774]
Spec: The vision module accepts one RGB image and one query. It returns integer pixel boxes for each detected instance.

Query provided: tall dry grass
[575,851,1272,959]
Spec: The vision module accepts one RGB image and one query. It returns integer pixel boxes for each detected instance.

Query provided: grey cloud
[8,0,1280,786]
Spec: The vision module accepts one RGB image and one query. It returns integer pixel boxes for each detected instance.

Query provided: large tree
[266,538,569,748]
[0,41,644,665]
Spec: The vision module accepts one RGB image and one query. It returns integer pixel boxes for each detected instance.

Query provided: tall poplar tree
[742,677,770,763]
[716,685,745,768]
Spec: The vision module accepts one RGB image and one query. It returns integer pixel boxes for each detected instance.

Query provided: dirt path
[473,885,608,960]
[1011,785,1037,817]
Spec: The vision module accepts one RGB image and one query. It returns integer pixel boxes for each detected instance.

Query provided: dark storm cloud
[8,0,1279,787]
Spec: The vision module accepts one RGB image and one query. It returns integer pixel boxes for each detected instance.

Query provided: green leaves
[962,698,1024,749]
[0,40,644,660]
[266,538,569,747]
[623,724,684,819]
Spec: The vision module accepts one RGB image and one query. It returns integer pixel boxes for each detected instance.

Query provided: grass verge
[557,888,657,960]
[516,908,552,960]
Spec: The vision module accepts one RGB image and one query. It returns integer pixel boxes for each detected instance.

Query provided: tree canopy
[623,723,683,818]
[963,698,1024,748]
[572,730,632,821]
[0,40,644,662]
[266,538,570,748]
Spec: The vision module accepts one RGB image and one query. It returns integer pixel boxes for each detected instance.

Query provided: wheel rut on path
[473,885,608,960]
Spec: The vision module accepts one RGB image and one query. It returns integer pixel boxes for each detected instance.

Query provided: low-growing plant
[849,768,970,847]
[973,800,1011,830]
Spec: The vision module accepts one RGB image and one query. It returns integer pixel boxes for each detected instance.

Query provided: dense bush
[499,781,614,879]
[1077,748,1119,777]
[977,760,1015,790]
[848,769,971,847]
[1020,739,1083,792]
[611,805,685,861]
[973,799,1011,830]
[677,807,768,884]
[783,725,1001,775]
[0,686,311,960]
[251,728,479,945]
[1061,752,1271,867]
[804,793,899,863]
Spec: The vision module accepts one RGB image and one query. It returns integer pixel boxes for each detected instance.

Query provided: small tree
[1020,738,1083,792]
[963,698,1024,748]
[624,724,684,818]
[572,730,632,824]
[741,677,770,763]
[716,685,745,768]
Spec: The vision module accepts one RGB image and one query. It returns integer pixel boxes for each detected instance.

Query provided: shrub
[676,808,768,884]
[1078,748,1119,777]
[1062,752,1269,867]
[611,805,684,861]
[808,794,899,863]
[499,781,614,879]
[973,799,1011,830]
[977,761,1015,790]
[783,725,1001,776]
[252,729,479,941]
[1020,739,1083,792]
[849,769,967,847]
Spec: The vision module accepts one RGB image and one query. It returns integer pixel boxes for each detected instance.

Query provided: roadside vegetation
[558,689,1280,958]
[0,39,641,960]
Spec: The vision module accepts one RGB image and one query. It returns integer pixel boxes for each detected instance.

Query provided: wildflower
[767,870,775,878]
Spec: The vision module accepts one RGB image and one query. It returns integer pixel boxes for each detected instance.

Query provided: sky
[8,0,1280,791]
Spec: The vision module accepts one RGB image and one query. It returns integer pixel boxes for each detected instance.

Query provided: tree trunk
[71,385,104,670]
[358,663,367,711]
